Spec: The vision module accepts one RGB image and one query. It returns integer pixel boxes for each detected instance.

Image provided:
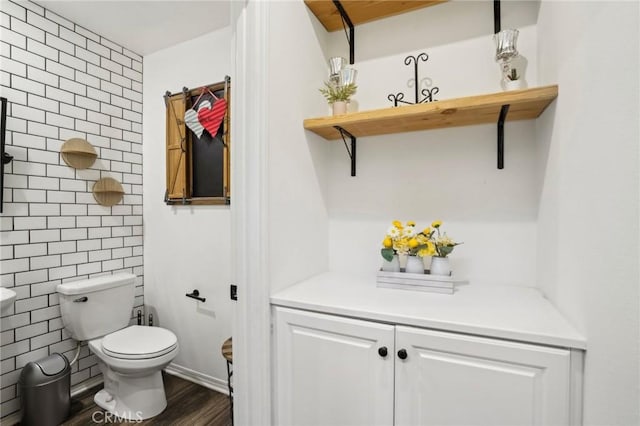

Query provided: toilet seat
[102,326,178,360]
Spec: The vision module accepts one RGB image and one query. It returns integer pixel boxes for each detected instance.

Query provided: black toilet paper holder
[186,289,206,302]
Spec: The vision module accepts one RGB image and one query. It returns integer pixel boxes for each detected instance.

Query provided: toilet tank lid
[56,273,136,295]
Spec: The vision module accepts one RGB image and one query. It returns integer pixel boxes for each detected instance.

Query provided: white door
[274,307,394,426]
[395,326,571,426]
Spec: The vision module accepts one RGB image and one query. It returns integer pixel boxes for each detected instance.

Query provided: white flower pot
[429,256,451,276]
[504,79,523,91]
[332,101,347,115]
[381,254,400,272]
[405,256,425,274]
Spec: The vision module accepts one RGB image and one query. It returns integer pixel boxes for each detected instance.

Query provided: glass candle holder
[339,67,357,87]
[494,29,519,63]
[329,57,346,83]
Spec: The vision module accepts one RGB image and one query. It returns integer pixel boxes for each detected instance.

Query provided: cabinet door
[395,326,571,426]
[274,307,394,426]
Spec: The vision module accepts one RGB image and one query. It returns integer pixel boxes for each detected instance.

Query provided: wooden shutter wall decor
[164,78,231,205]
[165,91,189,202]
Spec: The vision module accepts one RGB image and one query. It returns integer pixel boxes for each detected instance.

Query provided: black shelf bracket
[497,105,510,169]
[494,0,501,33]
[494,0,507,169]
[334,126,356,176]
[333,1,354,64]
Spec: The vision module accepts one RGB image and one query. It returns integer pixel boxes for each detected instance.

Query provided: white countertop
[270,272,586,350]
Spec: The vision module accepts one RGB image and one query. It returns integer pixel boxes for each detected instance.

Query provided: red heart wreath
[198,98,227,137]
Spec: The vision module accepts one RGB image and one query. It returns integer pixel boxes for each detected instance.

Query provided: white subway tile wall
[0,1,143,419]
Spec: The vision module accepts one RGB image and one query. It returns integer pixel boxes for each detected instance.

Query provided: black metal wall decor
[387,53,440,107]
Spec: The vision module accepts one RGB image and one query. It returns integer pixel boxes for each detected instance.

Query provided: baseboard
[0,376,104,426]
[164,363,229,395]
[0,412,20,426]
[71,375,104,397]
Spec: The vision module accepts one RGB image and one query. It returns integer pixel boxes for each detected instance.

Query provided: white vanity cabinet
[274,307,395,426]
[274,306,578,426]
[394,326,571,426]
[271,273,585,426]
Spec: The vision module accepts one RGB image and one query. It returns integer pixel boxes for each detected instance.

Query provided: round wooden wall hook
[92,177,124,206]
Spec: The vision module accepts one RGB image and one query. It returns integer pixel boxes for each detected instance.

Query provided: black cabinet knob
[397,349,408,360]
[378,346,388,357]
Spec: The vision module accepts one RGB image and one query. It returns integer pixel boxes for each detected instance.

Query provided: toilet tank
[56,273,136,341]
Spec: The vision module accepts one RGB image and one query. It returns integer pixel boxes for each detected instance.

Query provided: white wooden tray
[376,269,468,294]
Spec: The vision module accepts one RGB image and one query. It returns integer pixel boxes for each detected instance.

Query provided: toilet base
[95,366,168,420]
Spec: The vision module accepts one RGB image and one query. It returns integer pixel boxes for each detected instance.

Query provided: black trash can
[19,353,71,426]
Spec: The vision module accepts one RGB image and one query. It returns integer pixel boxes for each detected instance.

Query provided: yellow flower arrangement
[382,220,461,261]
[423,220,462,257]
[382,221,436,261]
[416,233,436,257]
[381,220,414,261]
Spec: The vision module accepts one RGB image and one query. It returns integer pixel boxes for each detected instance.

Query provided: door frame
[230,0,272,424]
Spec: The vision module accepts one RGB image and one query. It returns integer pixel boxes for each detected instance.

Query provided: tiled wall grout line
[1,8,143,66]
[0,0,144,418]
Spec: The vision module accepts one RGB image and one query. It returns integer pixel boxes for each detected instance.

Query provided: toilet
[56,273,178,420]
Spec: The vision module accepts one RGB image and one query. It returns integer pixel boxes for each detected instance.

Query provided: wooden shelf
[60,138,97,169]
[303,85,558,141]
[304,0,447,32]
[92,177,124,206]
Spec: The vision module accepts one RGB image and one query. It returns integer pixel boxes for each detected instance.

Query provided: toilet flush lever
[74,296,88,303]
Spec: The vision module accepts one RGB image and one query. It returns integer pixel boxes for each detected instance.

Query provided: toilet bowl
[89,326,178,419]
[56,273,179,420]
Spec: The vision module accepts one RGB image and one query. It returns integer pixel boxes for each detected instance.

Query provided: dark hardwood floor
[62,373,232,425]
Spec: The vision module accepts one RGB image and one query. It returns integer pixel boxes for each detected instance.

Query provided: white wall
[536,1,640,424]
[324,1,542,286]
[142,28,233,388]
[267,1,331,293]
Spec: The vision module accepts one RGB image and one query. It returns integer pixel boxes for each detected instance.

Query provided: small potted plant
[404,225,436,274]
[319,81,357,116]
[504,68,523,91]
[381,220,404,272]
[424,221,462,276]
[381,221,435,274]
